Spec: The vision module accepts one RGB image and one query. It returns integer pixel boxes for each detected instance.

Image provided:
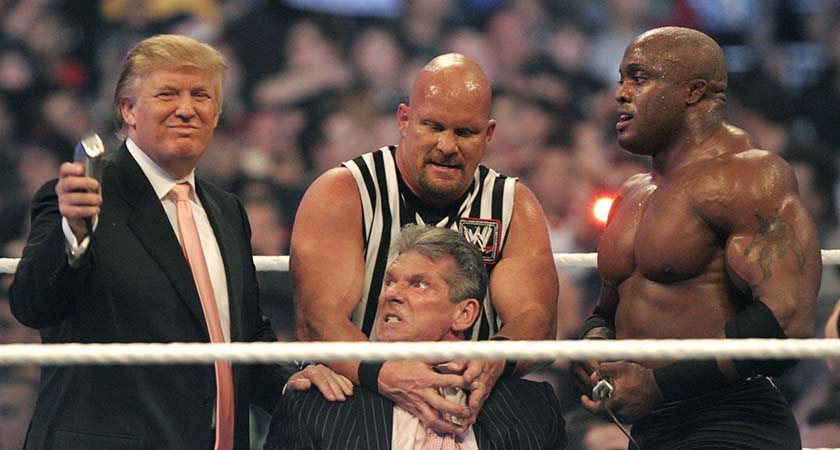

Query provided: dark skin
[572,27,821,423]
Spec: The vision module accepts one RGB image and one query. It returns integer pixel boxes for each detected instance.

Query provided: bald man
[291,53,558,434]
[572,27,821,449]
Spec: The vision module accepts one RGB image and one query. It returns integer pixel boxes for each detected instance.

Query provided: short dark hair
[391,225,487,303]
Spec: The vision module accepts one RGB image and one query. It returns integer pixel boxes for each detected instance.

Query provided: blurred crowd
[2,0,840,448]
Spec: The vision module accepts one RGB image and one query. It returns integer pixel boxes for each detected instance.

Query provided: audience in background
[2,1,840,448]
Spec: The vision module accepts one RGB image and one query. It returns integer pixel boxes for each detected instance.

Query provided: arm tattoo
[743,209,807,280]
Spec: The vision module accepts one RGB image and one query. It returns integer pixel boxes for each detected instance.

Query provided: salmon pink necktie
[170,183,234,450]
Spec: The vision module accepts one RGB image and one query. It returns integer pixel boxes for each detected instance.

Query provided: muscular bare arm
[572,282,619,397]
[291,168,369,372]
[291,168,470,433]
[490,183,559,351]
[451,184,558,425]
[706,153,820,386]
[722,153,820,337]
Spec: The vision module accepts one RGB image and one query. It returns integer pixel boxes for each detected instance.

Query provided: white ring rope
[1,339,840,366]
[2,249,840,273]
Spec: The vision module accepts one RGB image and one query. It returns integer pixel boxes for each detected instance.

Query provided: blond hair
[113,34,226,136]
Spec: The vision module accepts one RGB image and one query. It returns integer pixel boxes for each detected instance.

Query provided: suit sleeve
[10,180,93,328]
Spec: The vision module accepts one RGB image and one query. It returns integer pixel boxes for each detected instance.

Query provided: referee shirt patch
[460,218,501,264]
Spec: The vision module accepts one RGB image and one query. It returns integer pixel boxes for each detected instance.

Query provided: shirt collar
[126,138,197,201]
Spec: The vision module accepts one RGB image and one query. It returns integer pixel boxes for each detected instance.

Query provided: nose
[174,94,197,119]
[382,282,405,303]
[615,82,630,105]
[437,129,458,155]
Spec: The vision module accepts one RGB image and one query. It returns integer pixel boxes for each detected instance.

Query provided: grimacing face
[374,250,460,342]
[395,76,495,205]
[120,66,220,178]
[614,38,688,156]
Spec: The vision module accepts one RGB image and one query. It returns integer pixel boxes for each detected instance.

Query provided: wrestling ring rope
[3,252,840,449]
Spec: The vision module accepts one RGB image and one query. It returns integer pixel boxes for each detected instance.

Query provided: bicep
[724,195,821,337]
[290,169,367,340]
[490,184,558,339]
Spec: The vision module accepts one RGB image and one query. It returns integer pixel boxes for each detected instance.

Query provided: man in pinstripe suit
[265,225,566,449]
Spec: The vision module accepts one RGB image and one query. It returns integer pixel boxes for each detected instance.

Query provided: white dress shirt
[391,387,479,450]
[63,138,231,341]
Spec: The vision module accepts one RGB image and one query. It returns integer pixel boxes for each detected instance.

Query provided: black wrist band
[652,359,729,400]
[358,361,383,392]
[725,300,797,377]
[502,359,517,377]
[490,336,517,377]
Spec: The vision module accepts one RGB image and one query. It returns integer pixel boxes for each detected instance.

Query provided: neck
[651,111,727,179]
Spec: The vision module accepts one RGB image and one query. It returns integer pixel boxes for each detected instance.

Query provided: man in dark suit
[10,34,292,450]
[264,225,567,450]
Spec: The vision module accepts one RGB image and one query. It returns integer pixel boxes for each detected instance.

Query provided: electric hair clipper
[73,134,105,185]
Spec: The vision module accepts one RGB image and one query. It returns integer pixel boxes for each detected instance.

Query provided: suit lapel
[196,182,243,341]
[114,145,208,337]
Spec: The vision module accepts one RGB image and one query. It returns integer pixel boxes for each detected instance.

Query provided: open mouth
[616,112,633,132]
[384,314,401,323]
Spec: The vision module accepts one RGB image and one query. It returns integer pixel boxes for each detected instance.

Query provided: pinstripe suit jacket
[264,376,566,450]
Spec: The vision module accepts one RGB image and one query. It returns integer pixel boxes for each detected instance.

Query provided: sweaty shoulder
[511,181,542,221]
[300,167,361,212]
[609,172,653,215]
[292,167,363,242]
[690,149,798,232]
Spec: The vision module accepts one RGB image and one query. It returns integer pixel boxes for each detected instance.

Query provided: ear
[397,103,410,136]
[451,298,480,332]
[119,97,137,127]
[485,119,496,144]
[686,79,707,105]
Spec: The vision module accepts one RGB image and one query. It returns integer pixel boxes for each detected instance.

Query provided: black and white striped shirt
[342,146,517,340]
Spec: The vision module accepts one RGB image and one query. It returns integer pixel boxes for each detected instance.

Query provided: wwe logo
[463,226,493,250]
[459,218,501,263]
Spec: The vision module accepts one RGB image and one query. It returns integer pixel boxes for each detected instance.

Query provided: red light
[592,197,614,224]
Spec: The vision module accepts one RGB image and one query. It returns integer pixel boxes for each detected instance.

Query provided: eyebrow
[621,63,646,74]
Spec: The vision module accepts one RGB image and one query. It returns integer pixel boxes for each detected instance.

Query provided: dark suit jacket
[264,376,567,450]
[10,144,291,450]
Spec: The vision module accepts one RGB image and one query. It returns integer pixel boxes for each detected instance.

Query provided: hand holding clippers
[73,134,106,235]
[592,378,641,449]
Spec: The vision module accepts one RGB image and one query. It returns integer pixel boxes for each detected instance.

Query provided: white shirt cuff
[62,216,97,265]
